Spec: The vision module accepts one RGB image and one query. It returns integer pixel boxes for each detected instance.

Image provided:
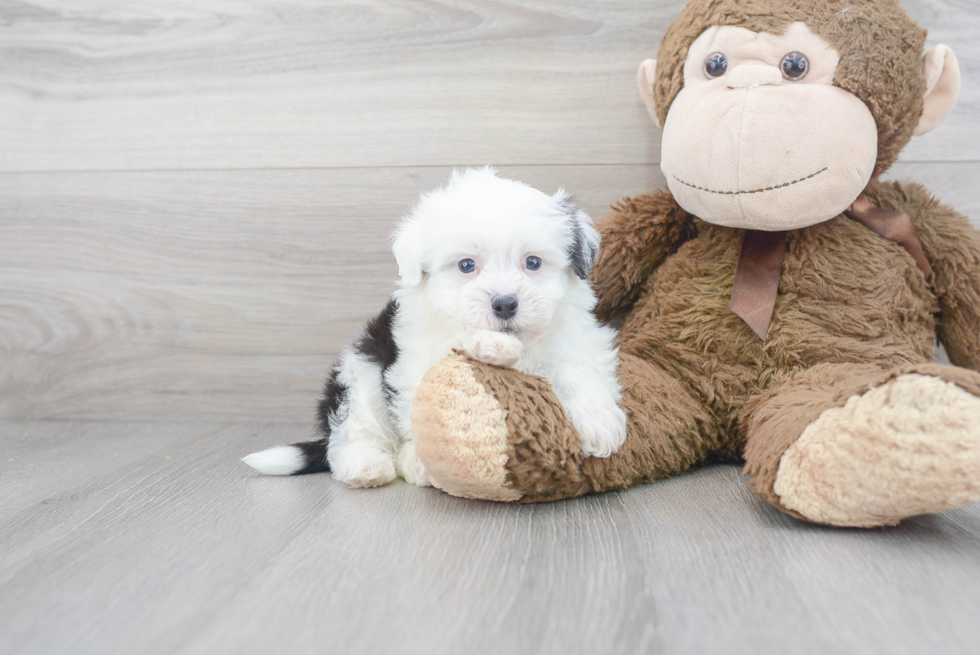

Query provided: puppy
[243,167,627,488]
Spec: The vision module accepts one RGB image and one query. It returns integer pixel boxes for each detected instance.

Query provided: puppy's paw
[568,398,628,458]
[413,458,431,488]
[463,330,523,368]
[333,445,397,488]
[397,440,432,487]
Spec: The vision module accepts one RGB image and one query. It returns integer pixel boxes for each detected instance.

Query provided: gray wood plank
[885,162,980,220]
[617,475,980,654]
[0,164,665,421]
[2,162,978,422]
[0,0,976,172]
[0,420,228,521]
[0,163,980,421]
[1,420,979,655]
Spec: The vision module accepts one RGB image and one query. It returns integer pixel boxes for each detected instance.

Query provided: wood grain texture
[1,0,979,422]
[0,0,976,172]
[2,420,980,655]
[0,165,665,421]
[2,163,978,421]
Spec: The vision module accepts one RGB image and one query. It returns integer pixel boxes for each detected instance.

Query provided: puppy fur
[243,167,627,488]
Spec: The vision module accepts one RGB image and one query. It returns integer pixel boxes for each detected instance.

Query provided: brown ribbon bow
[729,194,931,341]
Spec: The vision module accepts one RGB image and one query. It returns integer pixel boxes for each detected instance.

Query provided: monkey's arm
[877,181,980,371]
[592,188,695,323]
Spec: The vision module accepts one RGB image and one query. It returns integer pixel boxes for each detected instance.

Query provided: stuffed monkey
[410,0,980,526]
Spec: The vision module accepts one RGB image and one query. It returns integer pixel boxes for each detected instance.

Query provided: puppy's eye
[458,258,476,274]
[780,52,809,80]
[704,52,728,78]
[525,256,542,271]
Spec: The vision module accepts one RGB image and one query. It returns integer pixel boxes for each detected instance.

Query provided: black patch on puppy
[300,365,349,473]
[557,194,599,280]
[317,300,398,436]
[355,298,400,371]
[316,365,348,439]
[382,381,399,406]
[302,300,400,475]
[293,440,331,475]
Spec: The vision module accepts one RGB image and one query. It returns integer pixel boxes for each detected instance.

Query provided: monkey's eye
[780,52,809,80]
[458,258,477,274]
[525,256,542,271]
[704,52,728,78]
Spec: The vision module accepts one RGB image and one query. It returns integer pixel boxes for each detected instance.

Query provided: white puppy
[243,167,627,488]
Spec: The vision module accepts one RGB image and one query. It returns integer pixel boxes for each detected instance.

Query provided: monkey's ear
[637,59,660,129]
[391,219,427,287]
[914,45,960,136]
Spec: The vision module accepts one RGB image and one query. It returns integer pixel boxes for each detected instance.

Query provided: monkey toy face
[638,5,961,232]
[662,22,875,230]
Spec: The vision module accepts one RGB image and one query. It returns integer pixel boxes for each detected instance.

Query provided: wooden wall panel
[0,0,976,172]
[0,165,664,420]
[1,0,977,421]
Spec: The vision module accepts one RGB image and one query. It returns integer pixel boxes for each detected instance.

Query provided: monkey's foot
[413,351,609,503]
[774,373,980,527]
[412,354,525,501]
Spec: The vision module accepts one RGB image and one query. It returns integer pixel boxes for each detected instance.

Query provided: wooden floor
[3,420,980,655]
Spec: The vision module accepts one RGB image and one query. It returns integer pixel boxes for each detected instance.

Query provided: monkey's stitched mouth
[673,167,828,196]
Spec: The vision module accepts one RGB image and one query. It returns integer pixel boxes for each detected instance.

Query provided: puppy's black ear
[391,217,427,287]
[554,191,600,280]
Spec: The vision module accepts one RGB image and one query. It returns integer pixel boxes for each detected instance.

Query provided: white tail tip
[242,445,304,476]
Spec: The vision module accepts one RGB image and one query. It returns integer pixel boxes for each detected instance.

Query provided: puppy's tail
[242,439,330,476]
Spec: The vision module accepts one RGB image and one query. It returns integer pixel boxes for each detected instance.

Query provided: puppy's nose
[491,295,518,320]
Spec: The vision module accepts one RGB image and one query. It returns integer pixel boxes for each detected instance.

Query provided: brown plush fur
[593,191,696,322]
[742,362,980,520]
[613,184,940,443]
[410,0,980,524]
[468,353,724,502]
[873,182,980,369]
[653,0,927,178]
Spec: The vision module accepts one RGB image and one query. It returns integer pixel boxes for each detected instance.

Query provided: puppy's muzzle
[491,295,518,320]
